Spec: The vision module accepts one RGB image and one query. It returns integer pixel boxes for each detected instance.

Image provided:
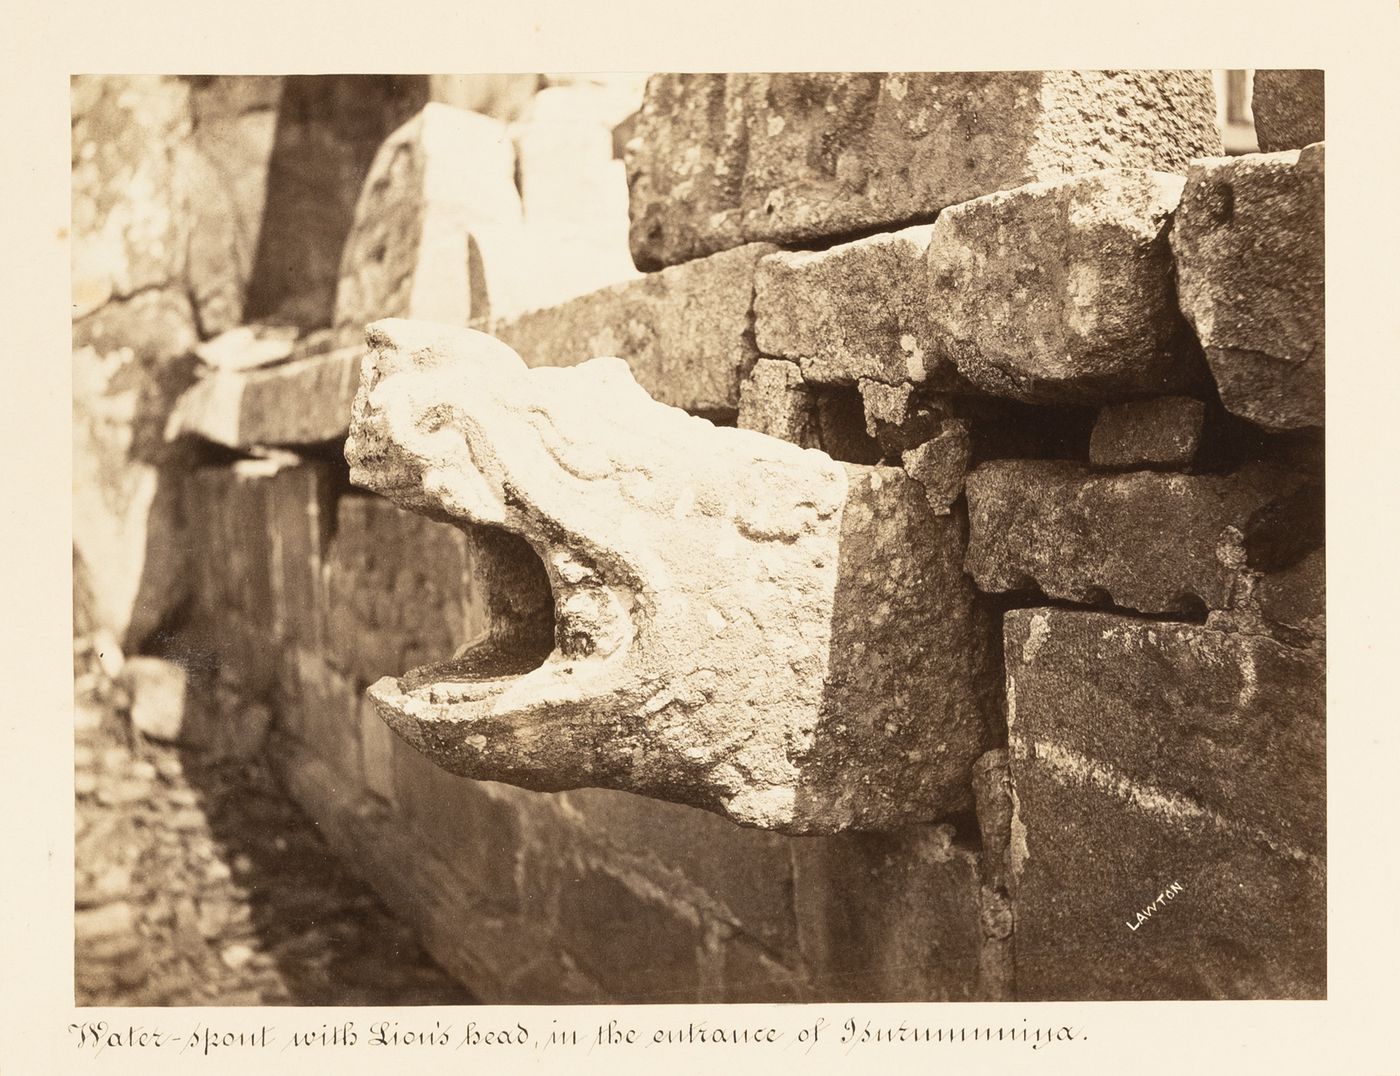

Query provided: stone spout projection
[345,319,997,833]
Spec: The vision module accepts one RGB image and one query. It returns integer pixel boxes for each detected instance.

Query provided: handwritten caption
[69,1016,1087,1057]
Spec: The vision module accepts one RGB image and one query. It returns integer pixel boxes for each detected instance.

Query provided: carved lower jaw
[366,543,637,733]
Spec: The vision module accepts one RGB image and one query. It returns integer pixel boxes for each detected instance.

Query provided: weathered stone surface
[333,103,524,340]
[346,319,996,833]
[1172,145,1324,430]
[510,83,642,311]
[180,77,281,335]
[1004,608,1324,999]
[1089,395,1206,470]
[1256,547,1325,640]
[736,358,820,448]
[754,225,953,386]
[488,243,775,415]
[120,657,190,742]
[1251,70,1324,153]
[265,463,335,648]
[964,460,1298,614]
[900,420,971,514]
[73,336,194,651]
[244,76,439,331]
[167,345,362,449]
[325,495,481,683]
[71,76,202,650]
[929,170,1201,404]
[626,71,1222,269]
[71,75,191,319]
[562,786,799,956]
[791,824,985,1001]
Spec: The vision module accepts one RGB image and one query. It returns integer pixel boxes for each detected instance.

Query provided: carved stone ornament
[345,319,996,833]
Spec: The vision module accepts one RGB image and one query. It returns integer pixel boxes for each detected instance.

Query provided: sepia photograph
[68,68,1328,1010]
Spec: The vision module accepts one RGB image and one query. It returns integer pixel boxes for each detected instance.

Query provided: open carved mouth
[389,536,635,709]
[343,317,993,834]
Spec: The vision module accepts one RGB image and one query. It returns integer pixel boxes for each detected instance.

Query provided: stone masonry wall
[77,70,1325,1002]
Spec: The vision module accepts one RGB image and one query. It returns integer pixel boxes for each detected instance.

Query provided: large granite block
[626,71,1221,269]
[929,169,1201,404]
[333,102,524,339]
[1004,608,1324,999]
[754,225,950,386]
[1251,70,1324,153]
[488,242,775,415]
[1172,144,1324,429]
[791,824,987,1001]
[964,460,1296,614]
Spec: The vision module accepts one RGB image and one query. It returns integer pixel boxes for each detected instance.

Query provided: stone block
[71,75,191,319]
[510,83,643,311]
[348,320,999,833]
[1172,144,1324,429]
[754,225,951,386]
[626,71,1222,269]
[390,740,522,911]
[179,78,280,335]
[359,694,397,803]
[1004,607,1324,999]
[265,463,336,649]
[333,103,524,339]
[791,824,984,1001]
[120,656,189,743]
[184,461,278,627]
[166,345,362,450]
[1251,70,1324,153]
[900,419,971,514]
[736,358,820,448]
[1089,395,1206,470]
[929,169,1201,404]
[73,336,193,651]
[713,934,806,1003]
[243,75,437,331]
[1257,547,1325,640]
[563,786,799,955]
[964,460,1297,614]
[555,862,704,1002]
[323,494,475,684]
[488,242,775,415]
[282,649,362,782]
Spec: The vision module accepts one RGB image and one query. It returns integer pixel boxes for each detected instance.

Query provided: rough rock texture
[333,103,524,341]
[1004,608,1324,999]
[736,358,820,448]
[900,420,971,514]
[1172,145,1324,430]
[1089,396,1206,470]
[754,225,958,387]
[964,460,1299,614]
[626,71,1222,269]
[791,824,986,1000]
[488,243,775,415]
[180,77,282,335]
[166,344,362,450]
[1251,70,1324,153]
[243,76,439,331]
[1257,547,1325,640]
[929,169,1202,404]
[72,77,199,649]
[344,319,997,833]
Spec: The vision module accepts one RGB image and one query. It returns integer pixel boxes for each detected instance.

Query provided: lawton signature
[1125,880,1186,931]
